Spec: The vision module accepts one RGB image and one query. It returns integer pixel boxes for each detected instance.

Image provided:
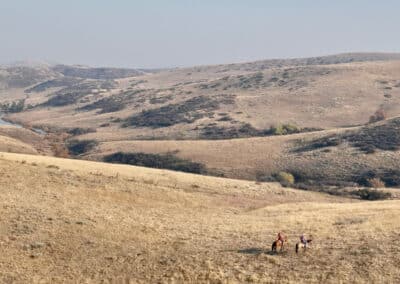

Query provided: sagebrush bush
[269,124,300,135]
[367,177,385,188]
[67,139,98,155]
[275,171,295,185]
[104,152,206,174]
[369,109,386,124]
[353,188,391,201]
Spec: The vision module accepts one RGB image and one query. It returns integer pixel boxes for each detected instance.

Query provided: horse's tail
[271,241,276,252]
[295,243,299,254]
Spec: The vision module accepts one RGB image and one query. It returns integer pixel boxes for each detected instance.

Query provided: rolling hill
[0,152,398,282]
[1,52,400,189]
[0,53,399,282]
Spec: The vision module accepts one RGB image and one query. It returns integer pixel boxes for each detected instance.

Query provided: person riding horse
[300,233,307,248]
[271,231,287,252]
[296,233,312,253]
[277,231,285,246]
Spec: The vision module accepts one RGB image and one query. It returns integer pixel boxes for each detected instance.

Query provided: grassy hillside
[2,53,400,141]
[0,134,37,154]
[1,53,400,190]
[80,117,400,190]
[0,152,398,282]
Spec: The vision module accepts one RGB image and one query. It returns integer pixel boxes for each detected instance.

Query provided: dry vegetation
[0,152,398,283]
[2,54,400,191]
[3,53,400,141]
[1,55,400,282]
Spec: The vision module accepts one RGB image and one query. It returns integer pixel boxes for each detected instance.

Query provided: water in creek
[0,115,46,135]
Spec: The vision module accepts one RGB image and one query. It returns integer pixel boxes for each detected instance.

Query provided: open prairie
[3,54,400,141]
[3,1,400,283]
[0,152,399,283]
[2,54,400,188]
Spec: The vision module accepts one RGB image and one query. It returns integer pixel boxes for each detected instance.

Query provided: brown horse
[295,239,312,253]
[271,236,288,253]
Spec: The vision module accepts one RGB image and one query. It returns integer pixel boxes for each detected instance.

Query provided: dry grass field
[0,152,399,283]
[2,54,400,187]
[0,133,38,155]
[3,54,400,141]
[0,55,400,283]
[83,120,400,188]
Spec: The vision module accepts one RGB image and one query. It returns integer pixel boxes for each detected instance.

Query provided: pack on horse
[295,234,312,253]
[271,232,287,253]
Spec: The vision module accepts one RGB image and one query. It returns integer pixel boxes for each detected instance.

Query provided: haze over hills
[1,52,400,186]
[3,0,400,281]
[1,52,400,282]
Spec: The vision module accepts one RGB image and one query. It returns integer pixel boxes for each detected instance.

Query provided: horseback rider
[300,233,307,247]
[277,231,285,246]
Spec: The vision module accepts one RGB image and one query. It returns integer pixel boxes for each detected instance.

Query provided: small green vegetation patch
[275,171,295,185]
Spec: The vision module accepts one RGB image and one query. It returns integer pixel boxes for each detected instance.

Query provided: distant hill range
[1,52,400,187]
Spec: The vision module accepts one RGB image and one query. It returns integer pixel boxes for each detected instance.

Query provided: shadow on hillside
[236,247,274,255]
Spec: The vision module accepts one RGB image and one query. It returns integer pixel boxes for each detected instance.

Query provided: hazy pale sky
[1,0,399,68]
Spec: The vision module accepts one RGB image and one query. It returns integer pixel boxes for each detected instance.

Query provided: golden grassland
[85,124,400,183]
[0,152,398,283]
[5,60,400,139]
[0,134,37,155]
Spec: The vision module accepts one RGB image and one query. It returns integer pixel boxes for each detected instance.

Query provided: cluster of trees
[0,99,26,113]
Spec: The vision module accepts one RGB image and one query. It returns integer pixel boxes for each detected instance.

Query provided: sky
[1,0,400,68]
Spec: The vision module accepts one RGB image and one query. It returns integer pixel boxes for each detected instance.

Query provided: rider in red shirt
[277,231,285,245]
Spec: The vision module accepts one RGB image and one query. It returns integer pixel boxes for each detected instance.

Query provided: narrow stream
[0,116,22,128]
[0,115,46,135]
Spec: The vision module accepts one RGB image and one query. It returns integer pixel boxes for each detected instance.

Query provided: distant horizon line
[2,51,400,70]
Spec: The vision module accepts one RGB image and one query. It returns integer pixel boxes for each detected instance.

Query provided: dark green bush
[67,127,96,136]
[352,188,391,201]
[123,96,224,128]
[267,124,300,135]
[104,152,206,174]
[78,95,125,113]
[67,140,98,155]
[0,99,25,113]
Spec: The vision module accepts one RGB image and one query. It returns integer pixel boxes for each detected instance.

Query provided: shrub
[42,92,83,107]
[255,172,275,182]
[67,127,96,136]
[103,152,206,174]
[51,143,70,158]
[268,124,300,135]
[366,177,385,188]
[123,96,223,128]
[78,95,125,113]
[357,169,400,187]
[275,171,295,185]
[347,118,400,153]
[0,99,25,113]
[200,123,261,139]
[369,109,386,124]
[352,188,391,201]
[67,140,98,155]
